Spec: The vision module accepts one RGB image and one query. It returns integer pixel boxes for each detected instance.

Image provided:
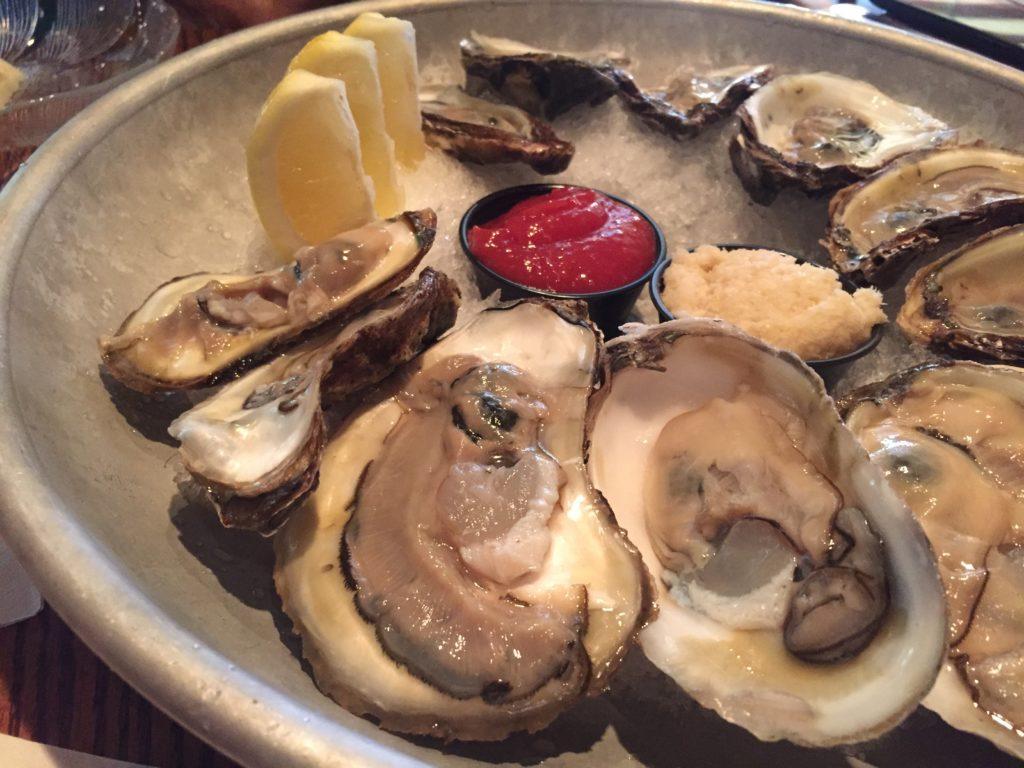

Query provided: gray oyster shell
[460,31,627,119]
[169,268,460,534]
[825,145,1024,285]
[420,85,574,173]
[898,224,1024,362]
[614,64,774,140]
[730,72,955,204]
[100,211,437,392]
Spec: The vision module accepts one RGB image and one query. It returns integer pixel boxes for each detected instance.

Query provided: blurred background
[1,0,1021,185]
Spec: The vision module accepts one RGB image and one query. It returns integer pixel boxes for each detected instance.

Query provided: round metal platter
[1,2,1023,766]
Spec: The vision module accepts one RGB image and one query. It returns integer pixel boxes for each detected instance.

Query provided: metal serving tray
[1,2,1022,766]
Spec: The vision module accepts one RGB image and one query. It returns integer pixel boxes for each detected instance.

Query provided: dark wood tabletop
[0,606,241,767]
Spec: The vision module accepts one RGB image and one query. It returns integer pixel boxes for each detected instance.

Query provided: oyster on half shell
[460,32,627,119]
[100,211,436,392]
[843,362,1024,759]
[826,145,1024,284]
[588,319,947,746]
[168,268,460,534]
[730,72,955,204]
[420,85,574,173]
[899,225,1024,362]
[614,64,774,140]
[274,300,652,740]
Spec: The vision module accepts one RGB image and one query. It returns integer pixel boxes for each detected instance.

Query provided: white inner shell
[846,363,1024,759]
[168,300,393,488]
[899,224,1024,346]
[274,303,646,727]
[744,72,951,170]
[170,356,322,487]
[590,320,946,745]
[838,146,1024,255]
[110,218,419,384]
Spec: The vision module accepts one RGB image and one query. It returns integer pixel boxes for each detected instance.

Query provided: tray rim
[1,2,1022,767]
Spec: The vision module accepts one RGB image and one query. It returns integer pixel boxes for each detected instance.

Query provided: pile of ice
[403,80,834,324]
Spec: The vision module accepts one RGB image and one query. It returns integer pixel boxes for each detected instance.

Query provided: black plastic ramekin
[459,183,667,337]
[649,243,885,370]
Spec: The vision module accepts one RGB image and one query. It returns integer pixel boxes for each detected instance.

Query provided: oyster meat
[843,362,1024,759]
[169,268,460,534]
[460,32,627,119]
[899,225,1024,362]
[274,300,652,740]
[614,64,774,140]
[100,211,436,392]
[826,145,1024,284]
[730,72,955,203]
[588,319,947,745]
[420,85,574,173]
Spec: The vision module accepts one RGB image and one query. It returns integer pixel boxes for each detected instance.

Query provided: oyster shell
[842,362,1024,759]
[168,268,460,534]
[614,64,774,140]
[420,85,574,173]
[826,145,1024,284]
[899,225,1024,362]
[274,300,652,740]
[460,31,627,119]
[589,319,947,745]
[730,72,955,204]
[100,211,436,392]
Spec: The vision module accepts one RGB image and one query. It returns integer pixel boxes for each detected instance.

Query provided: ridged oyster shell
[825,145,1024,285]
[731,72,954,204]
[843,362,1024,759]
[100,211,436,392]
[169,268,460,534]
[614,63,774,140]
[460,31,627,119]
[274,300,652,740]
[589,318,947,746]
[420,85,574,173]
[898,225,1024,362]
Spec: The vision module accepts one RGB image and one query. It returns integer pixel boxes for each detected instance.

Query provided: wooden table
[0,607,240,767]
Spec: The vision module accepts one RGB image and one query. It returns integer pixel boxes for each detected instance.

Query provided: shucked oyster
[826,145,1024,284]
[614,64,774,140]
[274,300,652,740]
[169,269,460,534]
[100,211,436,392]
[731,72,955,203]
[899,225,1024,362]
[589,319,946,745]
[843,362,1024,759]
[420,85,574,173]
[460,31,627,119]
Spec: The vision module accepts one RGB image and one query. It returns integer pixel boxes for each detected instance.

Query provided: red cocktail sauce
[467,187,657,294]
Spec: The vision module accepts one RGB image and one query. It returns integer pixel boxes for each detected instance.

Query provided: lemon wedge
[0,59,24,109]
[289,31,404,217]
[246,69,376,256]
[345,13,426,167]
